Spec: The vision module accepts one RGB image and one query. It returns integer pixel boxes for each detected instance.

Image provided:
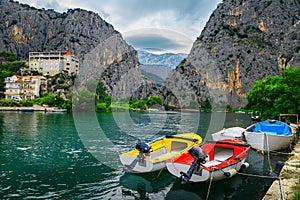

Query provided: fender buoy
[224,169,237,177]
[241,162,250,169]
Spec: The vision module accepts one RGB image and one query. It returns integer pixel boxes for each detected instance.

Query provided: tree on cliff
[246,67,300,121]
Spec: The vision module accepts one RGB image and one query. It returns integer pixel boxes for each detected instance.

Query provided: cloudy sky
[17,0,222,54]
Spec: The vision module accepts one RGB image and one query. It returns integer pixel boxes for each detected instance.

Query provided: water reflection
[120,170,174,199]
[0,111,289,200]
[166,189,202,200]
[119,168,246,200]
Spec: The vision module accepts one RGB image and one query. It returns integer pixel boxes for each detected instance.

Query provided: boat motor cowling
[135,142,151,154]
[188,146,208,164]
[180,146,208,184]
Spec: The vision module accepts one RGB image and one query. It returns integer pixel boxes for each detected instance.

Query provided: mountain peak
[137,50,187,69]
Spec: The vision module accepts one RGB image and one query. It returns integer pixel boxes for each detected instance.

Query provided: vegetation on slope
[0,51,72,110]
[0,51,26,98]
[246,67,300,121]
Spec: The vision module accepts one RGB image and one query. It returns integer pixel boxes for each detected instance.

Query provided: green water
[0,111,288,199]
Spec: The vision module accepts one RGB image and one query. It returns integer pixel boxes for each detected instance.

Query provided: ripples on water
[0,111,288,199]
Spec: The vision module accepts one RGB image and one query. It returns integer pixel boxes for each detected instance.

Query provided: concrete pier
[263,132,300,200]
[0,104,58,112]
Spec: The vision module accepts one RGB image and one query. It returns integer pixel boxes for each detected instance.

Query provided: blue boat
[21,108,34,112]
[244,120,293,152]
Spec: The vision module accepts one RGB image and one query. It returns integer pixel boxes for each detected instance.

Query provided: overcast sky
[17,0,222,54]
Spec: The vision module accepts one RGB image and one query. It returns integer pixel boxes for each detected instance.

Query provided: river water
[0,111,288,199]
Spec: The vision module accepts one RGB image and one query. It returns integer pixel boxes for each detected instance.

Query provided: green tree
[0,51,17,63]
[147,96,162,107]
[246,67,300,120]
[34,93,56,107]
[129,98,147,111]
[104,96,112,108]
[201,98,212,111]
[72,89,95,111]
[96,81,108,102]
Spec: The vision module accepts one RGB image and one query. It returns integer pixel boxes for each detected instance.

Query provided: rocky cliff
[0,0,156,100]
[161,0,300,108]
[0,1,117,60]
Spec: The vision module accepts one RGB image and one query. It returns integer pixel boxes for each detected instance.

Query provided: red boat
[166,139,250,183]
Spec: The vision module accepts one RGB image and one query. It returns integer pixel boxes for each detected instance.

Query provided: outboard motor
[126,142,151,171]
[135,142,151,155]
[180,146,208,184]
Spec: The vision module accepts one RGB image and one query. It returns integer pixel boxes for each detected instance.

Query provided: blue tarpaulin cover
[248,120,292,136]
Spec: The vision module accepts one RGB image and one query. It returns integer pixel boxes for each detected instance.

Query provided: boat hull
[119,155,165,173]
[21,108,34,112]
[212,127,245,141]
[166,157,247,182]
[244,131,292,151]
[244,120,293,152]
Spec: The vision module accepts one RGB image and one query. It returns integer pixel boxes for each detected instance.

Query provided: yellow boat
[119,133,202,173]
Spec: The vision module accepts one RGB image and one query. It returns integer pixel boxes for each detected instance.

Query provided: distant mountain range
[137,50,187,69]
[139,64,172,86]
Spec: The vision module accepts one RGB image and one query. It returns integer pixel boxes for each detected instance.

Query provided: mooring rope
[236,172,278,179]
[268,151,294,156]
[205,171,213,200]
[278,176,285,200]
[264,132,273,173]
[152,168,164,181]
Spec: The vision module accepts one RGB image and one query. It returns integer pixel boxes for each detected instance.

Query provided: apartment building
[4,75,47,100]
[28,51,79,76]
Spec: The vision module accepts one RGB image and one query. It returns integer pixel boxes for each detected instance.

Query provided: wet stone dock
[263,135,300,200]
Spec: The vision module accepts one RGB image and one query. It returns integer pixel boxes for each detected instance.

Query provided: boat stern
[119,155,155,173]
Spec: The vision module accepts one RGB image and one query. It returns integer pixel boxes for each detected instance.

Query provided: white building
[3,75,22,100]
[28,51,79,76]
[4,75,47,100]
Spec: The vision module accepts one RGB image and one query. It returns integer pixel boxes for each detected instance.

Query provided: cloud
[17,0,222,53]
[97,0,222,39]
[123,28,193,54]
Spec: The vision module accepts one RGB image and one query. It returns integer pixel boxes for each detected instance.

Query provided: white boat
[211,127,245,141]
[244,120,293,152]
[119,133,202,173]
[51,109,67,113]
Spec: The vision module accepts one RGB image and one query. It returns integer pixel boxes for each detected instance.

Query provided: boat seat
[214,147,234,162]
[203,160,222,167]
[202,147,233,167]
[149,147,167,159]
[170,141,188,152]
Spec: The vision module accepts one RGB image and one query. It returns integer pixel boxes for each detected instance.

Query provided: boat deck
[149,148,182,160]
[204,147,233,167]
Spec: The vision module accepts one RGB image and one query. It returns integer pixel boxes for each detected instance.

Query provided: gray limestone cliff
[0,0,117,60]
[0,0,156,100]
[161,0,300,108]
